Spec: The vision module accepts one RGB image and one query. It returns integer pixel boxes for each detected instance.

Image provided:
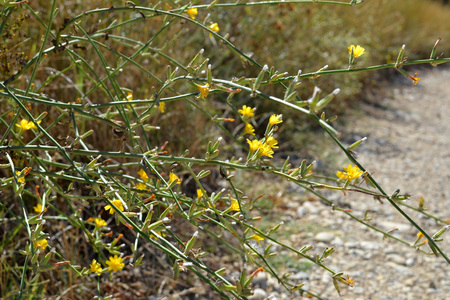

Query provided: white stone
[314,232,335,243]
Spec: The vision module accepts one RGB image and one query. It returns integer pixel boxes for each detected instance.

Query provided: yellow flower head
[106,255,124,272]
[135,182,147,190]
[137,169,148,181]
[196,83,210,99]
[93,217,107,228]
[16,119,41,131]
[104,199,124,215]
[268,114,283,127]
[336,164,363,181]
[244,123,255,136]
[126,92,133,101]
[150,229,167,240]
[33,203,43,213]
[209,22,219,33]
[348,45,365,58]
[169,172,181,185]
[238,105,256,118]
[15,171,25,183]
[258,143,274,158]
[90,259,103,275]
[251,234,264,246]
[265,136,279,149]
[247,139,262,152]
[16,119,31,130]
[186,7,198,20]
[33,239,48,250]
[29,120,41,130]
[197,189,204,199]
[158,102,166,113]
[229,199,240,212]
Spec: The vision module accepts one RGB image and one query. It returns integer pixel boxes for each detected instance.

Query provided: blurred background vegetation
[1,0,450,298]
[2,0,449,157]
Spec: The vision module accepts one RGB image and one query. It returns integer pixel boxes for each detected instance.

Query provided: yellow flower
[209,22,219,33]
[125,92,134,109]
[348,45,365,58]
[197,189,204,199]
[90,259,103,275]
[33,203,42,213]
[16,119,30,130]
[16,119,41,131]
[135,182,147,190]
[137,169,148,181]
[186,7,198,20]
[126,92,133,101]
[169,172,181,185]
[258,143,274,158]
[417,232,424,239]
[15,171,25,183]
[265,136,279,149]
[229,199,240,212]
[247,139,262,152]
[106,255,125,272]
[251,234,264,246]
[196,83,210,99]
[33,239,48,250]
[93,217,107,228]
[150,229,167,240]
[268,114,283,127]
[238,105,255,118]
[244,123,255,135]
[28,120,41,130]
[158,102,166,113]
[336,164,363,181]
[104,199,124,215]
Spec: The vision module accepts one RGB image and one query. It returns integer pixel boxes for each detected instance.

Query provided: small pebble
[314,232,335,243]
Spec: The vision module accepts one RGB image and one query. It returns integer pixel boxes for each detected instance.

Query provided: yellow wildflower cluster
[15,171,26,183]
[33,203,42,213]
[228,199,241,212]
[268,114,283,127]
[93,217,107,228]
[244,123,255,135]
[90,259,102,275]
[16,119,41,131]
[138,169,148,181]
[348,45,365,58]
[247,136,279,159]
[245,114,282,161]
[106,255,124,272]
[238,105,255,118]
[186,7,198,20]
[169,172,181,185]
[251,234,264,246]
[196,83,210,99]
[104,200,124,214]
[247,139,273,158]
[209,23,219,34]
[238,105,257,136]
[336,164,363,182]
[33,239,48,250]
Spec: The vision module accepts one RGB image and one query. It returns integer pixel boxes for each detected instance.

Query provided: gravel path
[304,68,449,300]
[249,68,450,300]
